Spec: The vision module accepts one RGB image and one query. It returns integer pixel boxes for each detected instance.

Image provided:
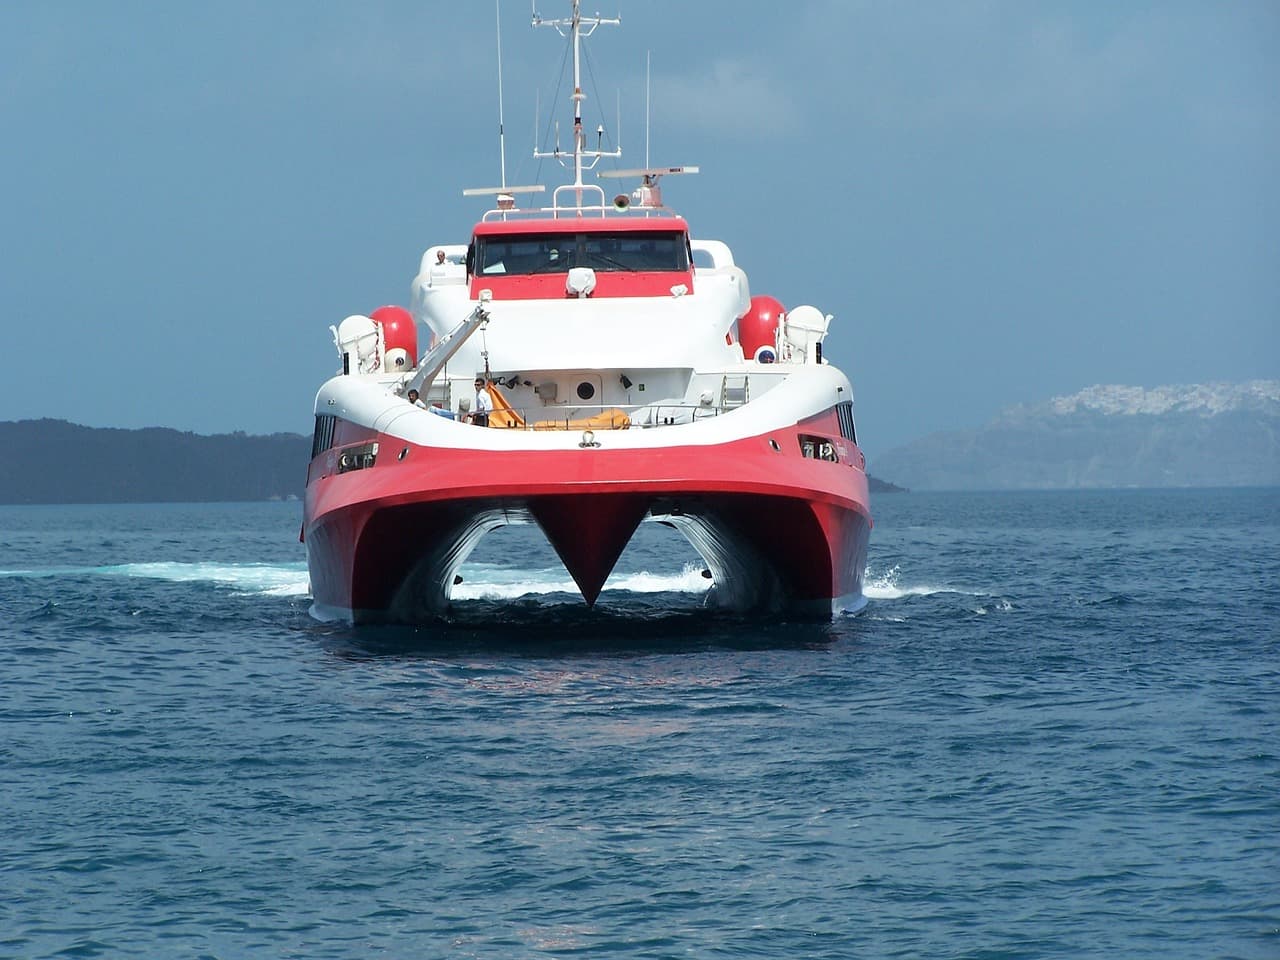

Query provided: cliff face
[872,381,1280,491]
[0,420,311,504]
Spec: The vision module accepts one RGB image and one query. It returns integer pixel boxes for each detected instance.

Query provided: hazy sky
[2,1,1276,456]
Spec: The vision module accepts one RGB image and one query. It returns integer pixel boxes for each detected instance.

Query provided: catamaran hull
[304,430,871,624]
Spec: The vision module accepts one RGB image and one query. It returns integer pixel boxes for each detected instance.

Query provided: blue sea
[2,488,1277,959]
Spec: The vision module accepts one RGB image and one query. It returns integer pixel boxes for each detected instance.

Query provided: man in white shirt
[471,377,493,427]
[428,248,451,286]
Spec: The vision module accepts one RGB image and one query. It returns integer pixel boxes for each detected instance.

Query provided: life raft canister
[369,305,417,373]
[738,295,785,361]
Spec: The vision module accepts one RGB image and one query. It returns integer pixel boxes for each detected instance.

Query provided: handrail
[479,201,672,222]
[446,401,726,430]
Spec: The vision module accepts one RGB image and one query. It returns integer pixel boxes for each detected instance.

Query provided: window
[312,415,337,459]
[337,441,379,474]
[835,401,857,444]
[798,434,839,462]
[474,231,689,276]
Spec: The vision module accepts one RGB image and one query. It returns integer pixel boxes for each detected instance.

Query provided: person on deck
[428,248,451,287]
[470,378,493,427]
[406,388,427,409]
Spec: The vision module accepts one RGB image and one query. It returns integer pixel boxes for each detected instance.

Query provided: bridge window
[475,230,689,275]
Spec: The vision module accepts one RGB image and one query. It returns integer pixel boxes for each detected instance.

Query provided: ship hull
[304,428,871,624]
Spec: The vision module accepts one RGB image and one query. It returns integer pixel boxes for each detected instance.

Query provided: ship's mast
[532,0,622,207]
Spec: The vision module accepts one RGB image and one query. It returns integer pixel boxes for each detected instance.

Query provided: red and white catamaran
[303,2,872,623]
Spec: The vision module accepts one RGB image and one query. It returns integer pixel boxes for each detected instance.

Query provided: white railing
[455,402,731,430]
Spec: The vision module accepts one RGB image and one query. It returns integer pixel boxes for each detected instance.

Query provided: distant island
[867,476,906,494]
[872,380,1280,491]
[0,420,310,505]
[0,419,904,504]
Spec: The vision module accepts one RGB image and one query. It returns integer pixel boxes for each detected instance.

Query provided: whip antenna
[496,0,508,187]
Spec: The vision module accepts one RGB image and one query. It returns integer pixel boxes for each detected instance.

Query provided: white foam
[863,564,979,601]
[452,562,711,601]
[451,571,578,600]
[105,562,312,597]
[605,564,713,595]
[977,599,1014,614]
[5,558,738,605]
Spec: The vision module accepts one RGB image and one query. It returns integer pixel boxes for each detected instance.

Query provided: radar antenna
[598,166,699,209]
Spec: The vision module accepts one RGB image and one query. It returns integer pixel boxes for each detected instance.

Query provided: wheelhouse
[467,216,695,300]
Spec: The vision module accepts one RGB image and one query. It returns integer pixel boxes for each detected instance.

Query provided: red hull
[304,428,871,623]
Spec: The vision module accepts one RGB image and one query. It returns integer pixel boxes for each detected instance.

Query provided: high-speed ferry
[303,2,872,623]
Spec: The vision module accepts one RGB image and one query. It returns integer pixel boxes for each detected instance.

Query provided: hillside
[872,381,1280,491]
[0,420,310,504]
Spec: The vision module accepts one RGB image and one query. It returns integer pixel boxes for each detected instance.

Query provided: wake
[862,565,1013,616]
[4,560,985,611]
[0,562,311,598]
[0,560,713,602]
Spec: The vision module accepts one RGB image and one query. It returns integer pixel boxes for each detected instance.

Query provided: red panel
[469,270,694,301]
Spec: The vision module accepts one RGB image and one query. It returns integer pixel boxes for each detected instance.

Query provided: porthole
[576,381,595,400]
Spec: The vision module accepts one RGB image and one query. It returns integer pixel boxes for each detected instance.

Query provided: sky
[1,0,1276,458]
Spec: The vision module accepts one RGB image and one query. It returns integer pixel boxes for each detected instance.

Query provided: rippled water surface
[2,489,1277,958]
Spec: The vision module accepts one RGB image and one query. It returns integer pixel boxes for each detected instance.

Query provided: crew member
[471,377,493,427]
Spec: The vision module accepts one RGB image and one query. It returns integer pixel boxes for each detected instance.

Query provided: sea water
[1,489,1276,959]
